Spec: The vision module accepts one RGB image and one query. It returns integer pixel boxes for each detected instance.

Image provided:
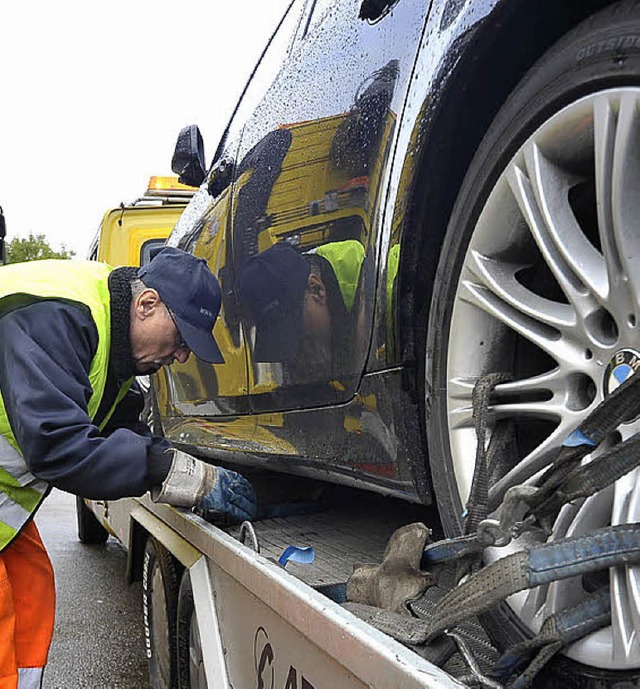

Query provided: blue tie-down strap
[425,524,640,640]
[420,533,484,568]
[528,524,640,586]
[492,587,611,688]
[278,545,315,567]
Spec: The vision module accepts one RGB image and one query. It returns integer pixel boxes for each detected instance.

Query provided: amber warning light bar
[146,176,198,197]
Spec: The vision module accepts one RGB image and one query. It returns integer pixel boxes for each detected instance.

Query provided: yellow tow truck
[87,175,196,267]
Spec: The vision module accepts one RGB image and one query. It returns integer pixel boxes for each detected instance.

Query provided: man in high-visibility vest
[0,247,257,689]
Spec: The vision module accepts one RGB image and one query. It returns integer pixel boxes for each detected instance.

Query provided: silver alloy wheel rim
[447,89,640,670]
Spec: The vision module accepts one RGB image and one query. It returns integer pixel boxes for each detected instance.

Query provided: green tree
[5,233,75,264]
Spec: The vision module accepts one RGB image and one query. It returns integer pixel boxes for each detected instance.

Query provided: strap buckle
[476,519,511,547]
[476,485,539,547]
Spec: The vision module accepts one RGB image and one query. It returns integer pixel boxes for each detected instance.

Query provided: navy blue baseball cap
[238,243,310,362]
[138,247,224,364]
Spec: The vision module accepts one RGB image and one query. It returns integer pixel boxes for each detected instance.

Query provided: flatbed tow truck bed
[95,484,464,689]
[228,490,436,587]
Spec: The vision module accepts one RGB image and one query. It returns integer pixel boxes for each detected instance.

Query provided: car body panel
[230,0,431,412]
[163,367,424,502]
[156,0,617,502]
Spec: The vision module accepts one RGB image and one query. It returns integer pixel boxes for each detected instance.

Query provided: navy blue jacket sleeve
[102,381,152,437]
[0,300,169,500]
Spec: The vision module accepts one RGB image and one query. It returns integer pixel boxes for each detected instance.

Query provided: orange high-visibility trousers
[0,520,55,689]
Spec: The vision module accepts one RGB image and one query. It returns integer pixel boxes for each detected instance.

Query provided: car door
[230,0,432,412]
[153,2,311,435]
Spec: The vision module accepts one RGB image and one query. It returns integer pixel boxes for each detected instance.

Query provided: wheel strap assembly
[490,587,611,689]
[345,372,640,687]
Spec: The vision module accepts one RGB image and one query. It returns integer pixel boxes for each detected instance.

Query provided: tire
[176,572,208,689]
[425,2,640,684]
[142,537,180,689]
[76,496,109,544]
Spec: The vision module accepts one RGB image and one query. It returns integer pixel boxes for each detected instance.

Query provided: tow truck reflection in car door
[233,62,400,409]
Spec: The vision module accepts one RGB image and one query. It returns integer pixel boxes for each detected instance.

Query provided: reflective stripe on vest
[0,260,132,550]
[0,435,47,546]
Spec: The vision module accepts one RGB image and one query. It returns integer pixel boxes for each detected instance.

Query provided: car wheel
[176,571,208,689]
[142,537,180,689]
[76,496,109,545]
[425,2,640,683]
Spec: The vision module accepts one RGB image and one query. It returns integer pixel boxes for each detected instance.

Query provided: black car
[154,0,640,684]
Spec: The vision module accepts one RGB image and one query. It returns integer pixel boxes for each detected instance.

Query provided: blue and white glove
[195,468,258,524]
[151,448,257,523]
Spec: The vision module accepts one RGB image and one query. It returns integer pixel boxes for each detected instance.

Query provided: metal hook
[238,521,260,553]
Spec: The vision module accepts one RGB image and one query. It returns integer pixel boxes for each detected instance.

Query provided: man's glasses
[167,309,188,351]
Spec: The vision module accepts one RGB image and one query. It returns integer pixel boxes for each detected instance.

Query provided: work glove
[151,448,257,523]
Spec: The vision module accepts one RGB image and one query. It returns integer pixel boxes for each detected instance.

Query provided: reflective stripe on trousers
[0,521,55,689]
[17,668,42,689]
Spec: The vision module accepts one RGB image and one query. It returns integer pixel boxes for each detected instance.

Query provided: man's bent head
[130,248,223,374]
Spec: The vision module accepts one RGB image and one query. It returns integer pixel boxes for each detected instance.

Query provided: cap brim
[173,314,224,364]
[254,312,303,363]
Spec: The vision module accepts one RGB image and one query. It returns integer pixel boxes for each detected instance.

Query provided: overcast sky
[0,1,290,258]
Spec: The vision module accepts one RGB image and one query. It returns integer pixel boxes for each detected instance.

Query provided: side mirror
[171,125,207,188]
[0,206,6,265]
[359,0,395,21]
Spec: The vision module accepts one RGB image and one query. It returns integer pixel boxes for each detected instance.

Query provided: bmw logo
[603,348,640,396]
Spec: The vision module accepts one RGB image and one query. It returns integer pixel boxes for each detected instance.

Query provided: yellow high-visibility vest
[0,260,132,550]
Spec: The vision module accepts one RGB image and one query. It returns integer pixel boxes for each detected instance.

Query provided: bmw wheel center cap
[603,348,640,397]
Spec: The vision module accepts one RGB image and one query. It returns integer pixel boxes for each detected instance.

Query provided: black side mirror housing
[171,125,207,188]
[359,0,396,21]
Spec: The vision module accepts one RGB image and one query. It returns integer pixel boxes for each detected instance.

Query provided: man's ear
[307,274,326,304]
[133,288,162,319]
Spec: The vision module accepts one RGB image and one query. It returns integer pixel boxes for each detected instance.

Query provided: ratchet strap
[419,525,639,688]
[420,374,516,570]
[525,432,640,527]
[346,371,640,687]
[424,369,640,566]
[419,370,640,687]
[424,524,640,639]
[492,588,611,689]
[514,370,640,525]
[464,373,514,535]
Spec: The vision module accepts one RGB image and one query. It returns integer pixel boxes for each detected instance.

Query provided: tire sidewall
[176,572,205,689]
[76,496,109,544]
[142,538,179,689]
[176,573,193,689]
